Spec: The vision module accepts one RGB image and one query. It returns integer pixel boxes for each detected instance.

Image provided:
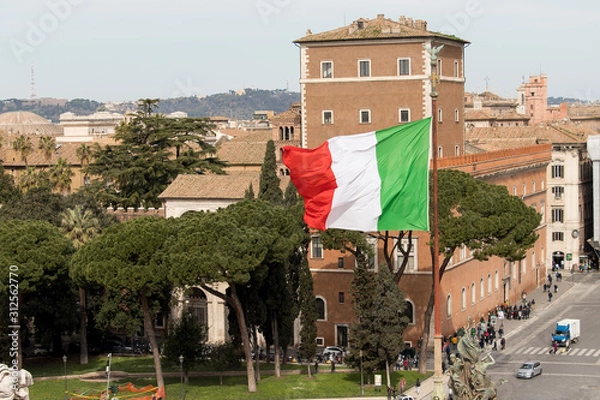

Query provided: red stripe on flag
[282,143,337,230]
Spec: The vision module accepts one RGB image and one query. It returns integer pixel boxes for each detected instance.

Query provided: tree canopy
[85,99,227,209]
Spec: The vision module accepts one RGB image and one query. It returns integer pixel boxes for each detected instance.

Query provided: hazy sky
[1,0,598,102]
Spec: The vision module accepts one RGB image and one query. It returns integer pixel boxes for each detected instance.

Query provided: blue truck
[551,318,580,347]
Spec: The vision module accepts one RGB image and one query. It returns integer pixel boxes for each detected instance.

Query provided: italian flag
[282,117,431,232]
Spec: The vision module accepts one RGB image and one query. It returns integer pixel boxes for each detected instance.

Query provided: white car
[516,360,542,379]
[395,395,415,400]
[322,346,345,360]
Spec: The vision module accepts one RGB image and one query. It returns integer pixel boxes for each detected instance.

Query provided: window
[438,146,443,158]
[396,238,417,272]
[438,107,443,122]
[338,292,345,304]
[358,60,370,77]
[337,257,344,269]
[552,186,564,199]
[399,108,410,123]
[316,337,324,346]
[398,58,410,75]
[446,295,452,318]
[532,181,536,193]
[321,61,333,78]
[359,109,371,124]
[455,145,460,156]
[552,232,564,241]
[367,237,378,270]
[551,208,564,223]
[311,235,323,258]
[461,288,467,310]
[315,297,326,320]
[540,201,545,223]
[453,60,459,77]
[513,186,517,196]
[552,165,564,179]
[400,300,415,324]
[523,183,527,196]
[471,283,476,304]
[494,270,499,290]
[480,278,484,299]
[323,110,333,125]
[437,59,442,76]
[460,244,467,260]
[487,274,492,294]
[455,108,460,122]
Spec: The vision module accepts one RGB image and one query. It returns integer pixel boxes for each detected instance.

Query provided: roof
[0,139,82,167]
[271,107,301,124]
[159,171,291,200]
[217,141,268,166]
[0,111,63,136]
[466,121,596,151]
[294,14,469,44]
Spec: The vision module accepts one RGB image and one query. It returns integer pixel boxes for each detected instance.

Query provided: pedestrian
[416,378,421,395]
[531,298,536,310]
[552,340,558,354]
[498,325,504,339]
[314,360,318,373]
[543,283,547,292]
[548,291,553,302]
[554,284,558,293]
[500,337,506,350]
[403,356,409,370]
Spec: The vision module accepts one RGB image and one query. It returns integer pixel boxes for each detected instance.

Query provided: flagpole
[427,43,444,400]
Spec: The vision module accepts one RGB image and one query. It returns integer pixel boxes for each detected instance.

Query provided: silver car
[516,360,542,379]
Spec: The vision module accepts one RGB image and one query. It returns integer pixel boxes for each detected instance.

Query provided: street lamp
[359,350,364,396]
[179,354,184,400]
[62,355,68,400]
[106,353,112,400]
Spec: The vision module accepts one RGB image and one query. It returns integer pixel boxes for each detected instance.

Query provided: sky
[1,0,598,103]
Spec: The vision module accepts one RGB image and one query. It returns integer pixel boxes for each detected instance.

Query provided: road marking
[512,347,525,354]
[536,348,549,355]
[593,350,600,357]
[522,347,536,354]
[585,349,596,356]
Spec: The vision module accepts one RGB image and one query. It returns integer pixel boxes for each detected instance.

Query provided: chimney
[407,17,414,27]
[399,15,406,25]
[377,13,385,20]
[306,29,312,35]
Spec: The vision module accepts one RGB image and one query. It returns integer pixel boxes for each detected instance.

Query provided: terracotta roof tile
[217,141,267,166]
[295,14,468,44]
[159,172,291,200]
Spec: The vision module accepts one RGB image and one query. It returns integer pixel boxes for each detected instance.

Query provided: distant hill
[0,89,300,123]
[548,96,599,106]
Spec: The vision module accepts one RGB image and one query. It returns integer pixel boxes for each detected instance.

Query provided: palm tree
[76,143,93,186]
[60,205,101,365]
[49,158,75,194]
[18,166,42,192]
[12,135,33,167]
[38,136,56,167]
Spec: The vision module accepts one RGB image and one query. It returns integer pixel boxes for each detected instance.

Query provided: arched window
[487,274,492,294]
[494,270,499,291]
[471,283,476,304]
[461,288,467,310]
[315,297,326,320]
[400,300,415,324]
[480,278,484,299]
[279,126,284,140]
[446,294,452,318]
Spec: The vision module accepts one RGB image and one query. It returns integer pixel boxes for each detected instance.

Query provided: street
[488,271,600,400]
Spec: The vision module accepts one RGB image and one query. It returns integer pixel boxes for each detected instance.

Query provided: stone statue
[0,364,33,400]
[446,318,506,400]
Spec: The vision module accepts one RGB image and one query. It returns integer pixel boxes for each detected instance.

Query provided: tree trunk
[230,288,257,392]
[306,362,312,378]
[201,283,257,392]
[419,286,435,375]
[272,312,281,378]
[385,360,391,390]
[79,287,88,364]
[141,293,165,390]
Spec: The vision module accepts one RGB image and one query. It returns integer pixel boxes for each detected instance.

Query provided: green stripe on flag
[375,117,431,231]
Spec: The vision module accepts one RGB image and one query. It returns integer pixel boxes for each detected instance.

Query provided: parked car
[516,360,542,379]
[322,346,345,360]
[101,339,133,354]
[395,395,415,400]
[33,344,49,356]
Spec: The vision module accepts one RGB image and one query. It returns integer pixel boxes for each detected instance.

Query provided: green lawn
[28,356,429,399]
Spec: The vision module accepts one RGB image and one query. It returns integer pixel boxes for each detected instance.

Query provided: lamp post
[425,42,445,400]
[179,354,184,400]
[62,355,68,400]
[359,350,364,396]
[105,353,112,400]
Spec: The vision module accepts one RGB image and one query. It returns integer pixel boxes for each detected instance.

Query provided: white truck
[551,318,580,347]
